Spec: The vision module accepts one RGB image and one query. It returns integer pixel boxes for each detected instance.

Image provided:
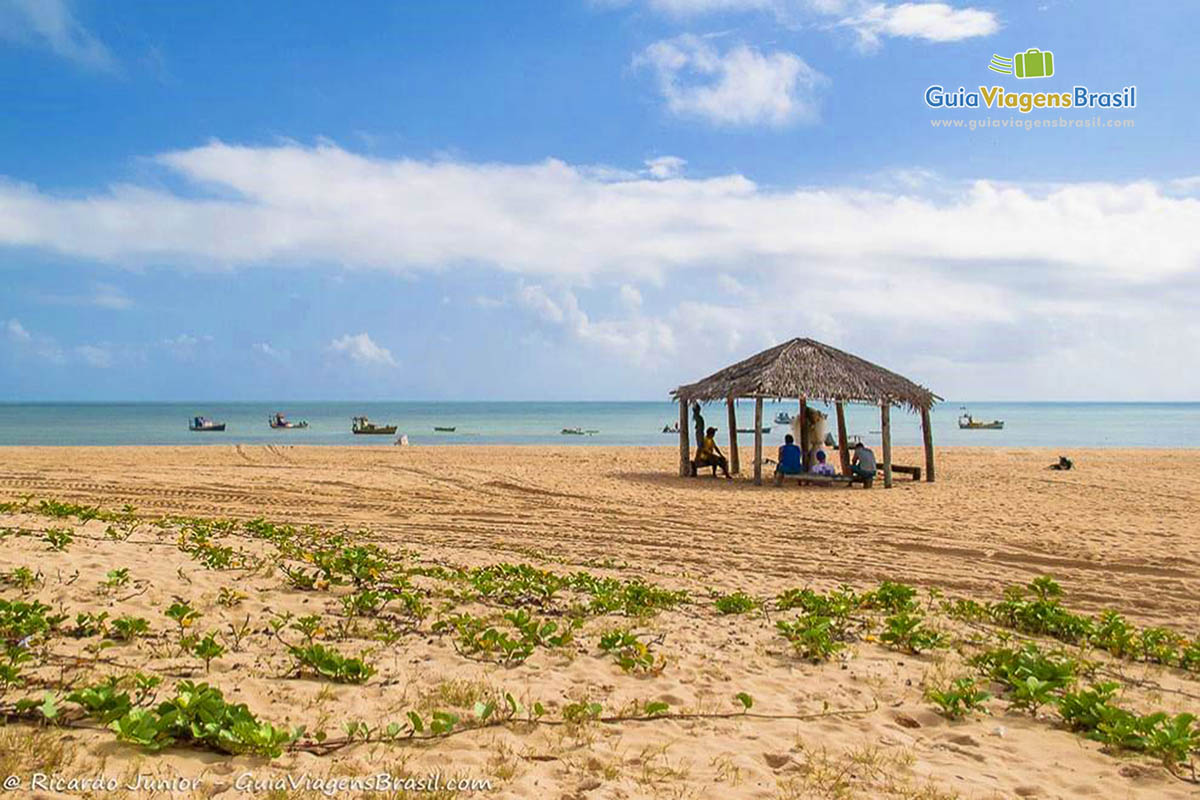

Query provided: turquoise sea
[0,402,1195,448]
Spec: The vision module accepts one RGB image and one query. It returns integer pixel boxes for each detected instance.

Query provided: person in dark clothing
[692,402,705,449]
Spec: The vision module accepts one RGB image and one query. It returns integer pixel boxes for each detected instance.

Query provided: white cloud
[635,35,826,126]
[641,0,776,13]
[327,332,397,367]
[645,155,687,179]
[611,1,1000,47]
[89,282,132,309]
[3,318,64,363]
[0,0,115,70]
[38,282,132,310]
[1,142,1198,289]
[841,2,1001,50]
[517,285,676,366]
[2,138,1196,395]
[161,333,212,360]
[253,342,289,361]
[74,343,112,368]
[619,284,644,309]
[2,141,1200,394]
[5,318,30,342]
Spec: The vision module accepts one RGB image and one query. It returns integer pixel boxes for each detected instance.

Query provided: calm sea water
[0,402,1195,448]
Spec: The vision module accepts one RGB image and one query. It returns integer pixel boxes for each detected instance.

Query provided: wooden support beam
[753,398,764,485]
[880,402,893,488]
[678,399,690,477]
[836,402,850,475]
[726,397,740,475]
[798,397,809,470]
[921,406,935,483]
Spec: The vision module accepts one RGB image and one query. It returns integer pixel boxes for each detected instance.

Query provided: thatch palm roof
[671,338,940,411]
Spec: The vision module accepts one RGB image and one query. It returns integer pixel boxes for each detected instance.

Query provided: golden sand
[1,445,1197,799]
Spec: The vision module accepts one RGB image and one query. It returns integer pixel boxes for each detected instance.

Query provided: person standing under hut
[691,426,732,479]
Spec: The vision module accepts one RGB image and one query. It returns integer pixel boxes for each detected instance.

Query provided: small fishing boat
[269,412,308,429]
[189,416,225,432]
[737,426,772,434]
[774,412,793,425]
[957,407,1004,430]
[352,416,397,435]
[561,427,599,436]
[662,423,680,434]
[433,426,456,432]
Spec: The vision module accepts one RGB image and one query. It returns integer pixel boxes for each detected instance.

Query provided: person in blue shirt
[773,434,804,485]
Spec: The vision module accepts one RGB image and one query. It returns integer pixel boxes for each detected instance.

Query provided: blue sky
[2,0,1198,401]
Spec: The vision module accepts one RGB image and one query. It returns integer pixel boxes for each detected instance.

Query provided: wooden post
[921,406,935,483]
[836,402,850,475]
[726,397,740,475]
[798,397,809,470]
[880,402,893,489]
[753,398,763,485]
[678,399,690,477]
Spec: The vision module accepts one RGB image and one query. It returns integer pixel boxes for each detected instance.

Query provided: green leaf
[735,692,754,711]
[39,692,60,721]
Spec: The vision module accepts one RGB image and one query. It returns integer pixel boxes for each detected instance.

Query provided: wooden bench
[795,473,873,489]
[878,464,921,481]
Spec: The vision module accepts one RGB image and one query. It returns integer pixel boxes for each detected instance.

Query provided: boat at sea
[433,426,456,432]
[958,407,1004,430]
[188,416,225,432]
[561,427,598,436]
[269,412,308,429]
[774,412,793,425]
[352,416,397,435]
[737,426,771,434]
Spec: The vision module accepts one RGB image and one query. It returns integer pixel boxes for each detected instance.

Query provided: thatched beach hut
[671,338,940,487]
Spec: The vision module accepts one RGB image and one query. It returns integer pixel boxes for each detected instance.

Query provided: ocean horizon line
[0,400,1196,449]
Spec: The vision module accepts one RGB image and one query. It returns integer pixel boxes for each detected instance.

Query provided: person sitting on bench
[692,426,732,479]
[773,434,803,485]
[851,442,877,480]
[810,449,836,477]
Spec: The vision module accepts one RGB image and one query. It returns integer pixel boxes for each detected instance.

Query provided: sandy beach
[1,445,1198,799]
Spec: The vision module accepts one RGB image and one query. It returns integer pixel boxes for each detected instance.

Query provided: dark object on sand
[1049,455,1073,471]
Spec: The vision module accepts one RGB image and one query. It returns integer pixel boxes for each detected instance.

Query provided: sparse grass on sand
[0,445,1198,798]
